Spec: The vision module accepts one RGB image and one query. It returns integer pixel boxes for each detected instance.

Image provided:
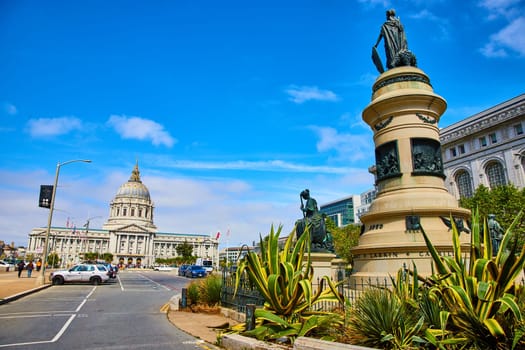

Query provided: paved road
[0,271,209,350]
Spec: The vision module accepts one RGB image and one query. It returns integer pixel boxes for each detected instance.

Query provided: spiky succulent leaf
[230,224,343,343]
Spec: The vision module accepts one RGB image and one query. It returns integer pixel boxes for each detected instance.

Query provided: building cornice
[440,96,525,145]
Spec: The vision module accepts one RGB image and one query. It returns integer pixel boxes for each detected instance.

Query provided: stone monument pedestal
[350,67,470,286]
[308,252,337,290]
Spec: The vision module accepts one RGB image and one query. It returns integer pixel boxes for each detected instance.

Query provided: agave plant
[230,225,344,342]
[420,208,525,349]
[343,265,429,349]
[345,285,426,349]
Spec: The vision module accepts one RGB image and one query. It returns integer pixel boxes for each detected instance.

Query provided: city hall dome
[103,162,157,231]
[115,163,151,201]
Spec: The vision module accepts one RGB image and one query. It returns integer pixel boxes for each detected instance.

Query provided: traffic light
[39,185,53,208]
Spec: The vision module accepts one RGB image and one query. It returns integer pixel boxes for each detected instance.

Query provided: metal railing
[220,266,394,314]
[221,265,525,316]
[220,269,265,313]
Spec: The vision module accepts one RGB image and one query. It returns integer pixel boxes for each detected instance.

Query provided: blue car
[185,265,207,278]
[178,264,190,276]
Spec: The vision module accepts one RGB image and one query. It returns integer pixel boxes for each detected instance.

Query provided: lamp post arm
[60,159,91,167]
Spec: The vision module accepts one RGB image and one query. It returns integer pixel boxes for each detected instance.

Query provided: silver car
[50,263,110,285]
[0,260,15,269]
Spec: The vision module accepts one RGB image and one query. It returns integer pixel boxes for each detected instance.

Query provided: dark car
[185,265,207,278]
[178,264,190,276]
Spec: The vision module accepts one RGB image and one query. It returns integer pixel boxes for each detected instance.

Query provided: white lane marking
[0,313,74,319]
[0,286,95,347]
[118,274,125,291]
[75,286,96,312]
[0,310,76,316]
[51,314,76,342]
[0,315,76,348]
[137,274,170,291]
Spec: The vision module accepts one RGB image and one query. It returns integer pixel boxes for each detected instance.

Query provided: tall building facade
[320,195,361,227]
[356,187,377,221]
[440,94,525,199]
[27,163,219,268]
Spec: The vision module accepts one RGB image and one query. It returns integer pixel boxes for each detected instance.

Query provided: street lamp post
[36,159,92,286]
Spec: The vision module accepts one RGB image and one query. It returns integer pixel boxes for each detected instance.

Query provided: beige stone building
[440,94,525,199]
[27,164,219,268]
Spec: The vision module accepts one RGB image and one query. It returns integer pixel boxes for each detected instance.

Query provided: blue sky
[1,0,524,249]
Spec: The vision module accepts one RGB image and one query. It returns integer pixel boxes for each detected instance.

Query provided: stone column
[351,67,471,284]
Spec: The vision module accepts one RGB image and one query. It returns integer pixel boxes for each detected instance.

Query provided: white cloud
[357,0,391,7]
[478,0,523,20]
[480,42,508,57]
[154,158,351,174]
[481,17,525,57]
[0,160,375,249]
[410,9,450,40]
[0,168,300,249]
[478,0,525,56]
[27,116,83,137]
[285,85,339,104]
[410,9,439,21]
[107,114,176,147]
[309,126,374,162]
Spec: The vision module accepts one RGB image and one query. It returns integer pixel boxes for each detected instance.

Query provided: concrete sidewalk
[0,270,52,304]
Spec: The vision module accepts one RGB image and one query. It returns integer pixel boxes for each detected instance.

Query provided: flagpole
[226,227,230,267]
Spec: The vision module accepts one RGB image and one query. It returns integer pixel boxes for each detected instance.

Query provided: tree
[84,252,98,261]
[176,241,194,262]
[460,184,525,246]
[47,252,60,268]
[327,218,361,266]
[101,253,113,263]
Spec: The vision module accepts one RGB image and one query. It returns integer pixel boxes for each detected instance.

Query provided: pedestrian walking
[26,261,34,278]
[36,259,42,272]
[17,261,25,278]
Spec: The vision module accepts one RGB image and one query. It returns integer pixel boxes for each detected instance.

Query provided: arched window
[486,161,507,188]
[455,170,473,198]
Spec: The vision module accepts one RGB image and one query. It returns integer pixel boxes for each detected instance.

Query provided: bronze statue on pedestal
[372,9,417,73]
[295,189,334,252]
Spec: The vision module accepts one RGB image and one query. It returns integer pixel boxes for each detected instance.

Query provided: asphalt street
[0,271,211,350]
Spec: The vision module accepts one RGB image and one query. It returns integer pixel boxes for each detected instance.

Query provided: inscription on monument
[354,250,455,259]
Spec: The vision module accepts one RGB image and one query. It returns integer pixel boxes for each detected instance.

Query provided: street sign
[39,185,53,208]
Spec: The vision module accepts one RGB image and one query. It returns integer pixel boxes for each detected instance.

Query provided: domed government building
[27,163,219,268]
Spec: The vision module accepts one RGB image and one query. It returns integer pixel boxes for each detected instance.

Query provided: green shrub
[199,274,222,305]
[187,281,200,305]
[345,287,424,349]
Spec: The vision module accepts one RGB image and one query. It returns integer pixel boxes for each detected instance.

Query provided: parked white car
[50,263,110,285]
[0,260,15,269]
[154,265,173,272]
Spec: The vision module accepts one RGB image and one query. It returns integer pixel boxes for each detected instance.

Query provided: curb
[0,284,52,305]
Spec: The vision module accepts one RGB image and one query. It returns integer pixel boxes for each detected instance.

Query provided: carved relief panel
[375,140,401,181]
